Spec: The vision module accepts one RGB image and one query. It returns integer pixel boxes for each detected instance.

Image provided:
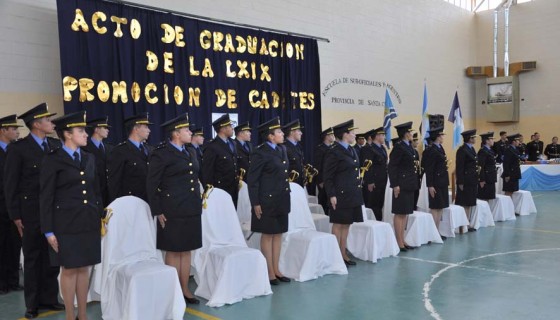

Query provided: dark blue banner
[56,0,321,158]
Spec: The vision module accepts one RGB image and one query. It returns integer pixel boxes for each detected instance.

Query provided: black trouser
[0,219,21,290]
[317,185,329,215]
[368,181,387,222]
[21,222,59,309]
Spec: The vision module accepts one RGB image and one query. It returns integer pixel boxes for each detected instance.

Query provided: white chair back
[288,183,316,232]
[237,181,252,224]
[202,188,247,248]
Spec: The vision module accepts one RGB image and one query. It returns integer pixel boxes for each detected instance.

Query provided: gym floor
[1,191,558,320]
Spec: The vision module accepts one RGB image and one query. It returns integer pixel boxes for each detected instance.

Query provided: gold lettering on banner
[131,82,141,102]
[260,91,270,109]
[146,51,158,71]
[213,31,224,51]
[130,19,141,39]
[299,92,308,110]
[225,60,236,78]
[174,86,184,105]
[247,36,257,54]
[237,61,249,79]
[307,93,315,110]
[163,52,174,73]
[215,89,226,107]
[175,26,185,47]
[269,40,278,57]
[249,90,260,108]
[260,64,271,82]
[110,16,127,38]
[272,92,280,108]
[112,81,128,103]
[92,12,107,34]
[189,56,200,76]
[97,81,110,102]
[188,87,200,107]
[235,35,246,53]
[161,24,175,43]
[200,30,211,49]
[201,59,214,78]
[295,44,304,60]
[227,89,237,109]
[224,34,235,53]
[250,62,257,80]
[63,76,78,102]
[259,38,269,55]
[79,78,95,102]
[145,83,158,104]
[71,9,89,32]
[286,43,294,58]
[163,84,169,104]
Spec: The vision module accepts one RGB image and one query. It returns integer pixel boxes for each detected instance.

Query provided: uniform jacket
[526,140,543,161]
[39,148,103,235]
[82,138,113,207]
[323,142,364,209]
[502,146,522,179]
[3,135,61,222]
[544,143,559,159]
[456,144,478,186]
[247,143,290,216]
[313,143,331,185]
[106,140,153,203]
[477,146,497,183]
[201,137,238,197]
[235,139,253,182]
[283,140,305,186]
[388,141,420,192]
[422,144,449,188]
[146,143,202,218]
[0,147,9,222]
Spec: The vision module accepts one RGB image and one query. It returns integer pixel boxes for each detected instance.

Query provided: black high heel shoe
[269,278,279,285]
[399,246,408,252]
[184,295,200,304]
[275,275,291,282]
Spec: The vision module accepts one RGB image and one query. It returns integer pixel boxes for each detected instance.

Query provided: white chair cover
[417,174,430,212]
[363,206,375,221]
[347,207,400,263]
[311,214,331,233]
[382,182,394,225]
[470,199,495,229]
[279,183,347,282]
[237,181,252,224]
[404,211,443,247]
[307,195,319,204]
[512,190,538,215]
[440,205,470,238]
[496,164,505,195]
[193,188,272,307]
[488,194,516,221]
[309,203,325,215]
[93,196,185,320]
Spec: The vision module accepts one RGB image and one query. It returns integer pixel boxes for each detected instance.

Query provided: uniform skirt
[49,230,101,268]
[329,206,363,224]
[157,215,202,252]
[477,182,496,200]
[503,178,520,192]
[455,183,478,206]
[392,190,415,215]
[251,211,289,234]
[428,187,450,209]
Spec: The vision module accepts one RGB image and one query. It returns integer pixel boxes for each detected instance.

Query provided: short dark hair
[499,131,507,136]
[334,131,344,140]
[55,128,74,142]
[125,123,136,137]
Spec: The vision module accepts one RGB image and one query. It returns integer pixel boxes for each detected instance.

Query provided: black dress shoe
[184,295,200,304]
[441,236,447,241]
[399,247,408,252]
[269,279,279,286]
[39,303,65,311]
[9,284,24,291]
[344,259,356,266]
[275,275,291,282]
[24,309,39,319]
[404,244,417,250]
[468,227,476,232]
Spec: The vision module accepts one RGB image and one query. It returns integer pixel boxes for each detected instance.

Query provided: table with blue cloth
[520,164,560,191]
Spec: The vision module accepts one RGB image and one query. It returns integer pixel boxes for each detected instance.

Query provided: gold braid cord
[202,184,214,209]
[238,168,246,190]
[303,164,318,185]
[100,208,114,237]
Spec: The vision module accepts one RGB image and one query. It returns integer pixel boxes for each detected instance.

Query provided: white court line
[419,248,560,320]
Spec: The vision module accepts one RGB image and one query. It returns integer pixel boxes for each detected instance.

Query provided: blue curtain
[56,0,321,160]
[520,167,560,191]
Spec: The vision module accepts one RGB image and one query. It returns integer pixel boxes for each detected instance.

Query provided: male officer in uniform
[282,119,305,187]
[82,116,112,207]
[477,132,497,201]
[202,114,239,206]
[106,113,153,203]
[527,132,544,161]
[455,129,479,232]
[234,122,253,182]
[314,127,334,214]
[493,131,508,163]
[366,127,389,221]
[412,132,422,208]
[517,134,528,161]
[544,136,560,159]
[4,103,64,318]
[186,127,204,181]
[0,115,24,295]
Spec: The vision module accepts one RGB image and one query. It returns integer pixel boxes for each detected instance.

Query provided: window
[442,0,535,12]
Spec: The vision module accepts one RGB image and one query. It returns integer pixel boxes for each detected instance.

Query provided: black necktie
[42,141,50,153]
[228,140,234,152]
[182,148,190,158]
[139,143,147,156]
[99,143,105,154]
[73,151,80,167]
[244,143,250,153]
[196,147,202,158]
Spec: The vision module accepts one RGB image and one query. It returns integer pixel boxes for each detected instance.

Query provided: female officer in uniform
[502,134,522,197]
[455,129,478,232]
[248,117,291,285]
[40,111,103,320]
[477,132,497,201]
[146,113,202,304]
[323,120,363,265]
